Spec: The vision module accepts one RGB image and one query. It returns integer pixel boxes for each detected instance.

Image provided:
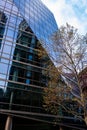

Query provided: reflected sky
[0,1,21,91]
[0,0,58,92]
[13,0,58,44]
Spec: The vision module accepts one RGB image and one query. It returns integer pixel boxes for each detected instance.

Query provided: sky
[42,0,87,35]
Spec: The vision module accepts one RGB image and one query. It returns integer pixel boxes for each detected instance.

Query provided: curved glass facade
[0,0,58,129]
[13,0,58,45]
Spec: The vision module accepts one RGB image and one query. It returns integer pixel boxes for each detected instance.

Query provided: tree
[42,23,87,125]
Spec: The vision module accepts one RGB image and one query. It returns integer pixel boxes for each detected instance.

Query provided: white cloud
[42,0,87,35]
[85,9,87,14]
[70,0,87,8]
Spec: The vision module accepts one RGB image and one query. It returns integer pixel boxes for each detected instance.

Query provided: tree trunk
[59,126,63,130]
[84,116,87,125]
[5,116,12,130]
[84,106,87,125]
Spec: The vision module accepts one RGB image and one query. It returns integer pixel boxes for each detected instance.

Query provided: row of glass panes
[0,12,51,40]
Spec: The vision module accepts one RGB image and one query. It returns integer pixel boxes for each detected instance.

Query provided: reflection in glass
[0,0,59,129]
[0,11,7,49]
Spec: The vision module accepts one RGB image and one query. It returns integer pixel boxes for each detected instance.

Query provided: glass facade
[0,11,7,49]
[0,0,58,129]
[13,0,58,45]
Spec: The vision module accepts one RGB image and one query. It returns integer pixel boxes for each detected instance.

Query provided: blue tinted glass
[26,71,31,77]
[13,0,58,46]
[26,79,30,84]
[28,55,33,60]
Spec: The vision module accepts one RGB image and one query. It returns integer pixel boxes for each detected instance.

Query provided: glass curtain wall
[0,0,49,114]
[0,0,59,130]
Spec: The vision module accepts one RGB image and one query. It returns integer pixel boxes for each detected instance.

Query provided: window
[28,55,33,60]
[26,79,30,84]
[26,71,31,77]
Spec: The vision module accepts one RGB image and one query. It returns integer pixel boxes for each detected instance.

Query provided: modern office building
[0,0,59,130]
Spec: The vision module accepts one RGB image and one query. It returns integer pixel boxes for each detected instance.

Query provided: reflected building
[7,19,45,112]
[0,0,58,130]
